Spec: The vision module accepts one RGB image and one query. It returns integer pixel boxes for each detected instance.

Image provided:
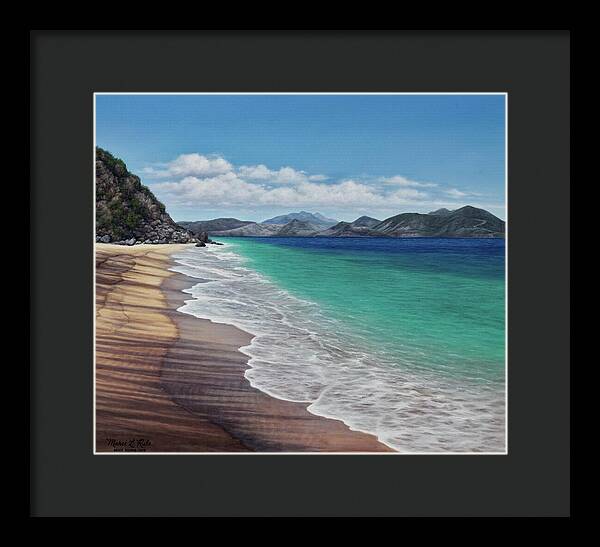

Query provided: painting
[95,93,506,453]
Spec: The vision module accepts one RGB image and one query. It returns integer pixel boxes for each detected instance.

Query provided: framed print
[30,31,570,517]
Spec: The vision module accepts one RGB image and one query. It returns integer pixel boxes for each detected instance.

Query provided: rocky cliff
[95,147,196,245]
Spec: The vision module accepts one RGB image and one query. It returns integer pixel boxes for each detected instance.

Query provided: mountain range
[371,206,504,238]
[180,207,505,238]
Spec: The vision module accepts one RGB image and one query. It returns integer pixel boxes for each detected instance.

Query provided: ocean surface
[171,237,506,452]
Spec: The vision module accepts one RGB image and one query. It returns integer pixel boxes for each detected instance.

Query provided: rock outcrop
[95,147,197,245]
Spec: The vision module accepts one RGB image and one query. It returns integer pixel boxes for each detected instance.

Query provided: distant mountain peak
[352,215,381,227]
[428,208,453,216]
[276,219,322,236]
[311,211,338,222]
[262,211,337,227]
[178,217,253,235]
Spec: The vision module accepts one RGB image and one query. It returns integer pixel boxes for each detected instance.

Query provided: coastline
[95,243,392,452]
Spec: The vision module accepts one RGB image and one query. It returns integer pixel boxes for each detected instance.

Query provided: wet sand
[95,243,392,452]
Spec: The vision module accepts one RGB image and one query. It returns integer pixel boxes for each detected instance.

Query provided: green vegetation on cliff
[95,147,194,244]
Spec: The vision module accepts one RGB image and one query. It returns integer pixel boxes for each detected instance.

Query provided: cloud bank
[144,153,501,216]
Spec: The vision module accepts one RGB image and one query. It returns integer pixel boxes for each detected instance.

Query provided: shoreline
[95,243,392,452]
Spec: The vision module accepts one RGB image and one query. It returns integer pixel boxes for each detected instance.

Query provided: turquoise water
[227,237,505,383]
[172,237,505,452]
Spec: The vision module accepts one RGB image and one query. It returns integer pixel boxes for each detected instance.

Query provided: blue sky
[96,94,506,221]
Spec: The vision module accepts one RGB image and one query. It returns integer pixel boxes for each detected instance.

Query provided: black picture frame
[30,30,570,517]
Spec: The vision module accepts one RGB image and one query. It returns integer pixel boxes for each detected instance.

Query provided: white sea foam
[171,245,505,452]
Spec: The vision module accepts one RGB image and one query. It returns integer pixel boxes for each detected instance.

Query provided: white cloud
[445,188,481,198]
[143,153,233,178]
[238,164,327,184]
[153,176,427,209]
[389,187,428,200]
[381,175,437,188]
[237,164,272,180]
[446,188,468,198]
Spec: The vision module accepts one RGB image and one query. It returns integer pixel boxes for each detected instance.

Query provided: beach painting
[95,94,506,453]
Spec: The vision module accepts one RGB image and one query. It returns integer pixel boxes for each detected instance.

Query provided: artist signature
[106,438,152,452]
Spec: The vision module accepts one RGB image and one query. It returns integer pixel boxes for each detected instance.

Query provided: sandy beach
[95,243,392,452]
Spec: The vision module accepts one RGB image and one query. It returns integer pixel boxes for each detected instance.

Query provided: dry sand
[95,243,392,452]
